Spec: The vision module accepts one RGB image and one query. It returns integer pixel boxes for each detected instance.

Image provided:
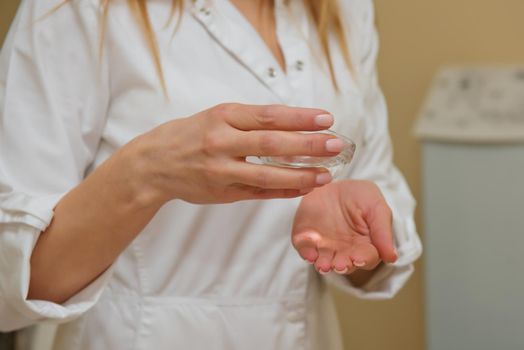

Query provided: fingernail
[315,172,332,185]
[318,269,331,275]
[334,267,349,274]
[390,248,398,262]
[325,138,344,152]
[314,114,334,127]
[353,260,366,267]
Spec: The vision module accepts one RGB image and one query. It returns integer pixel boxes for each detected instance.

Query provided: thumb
[365,201,397,263]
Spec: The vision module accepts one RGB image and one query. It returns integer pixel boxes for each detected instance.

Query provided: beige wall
[2,1,524,350]
[0,0,18,44]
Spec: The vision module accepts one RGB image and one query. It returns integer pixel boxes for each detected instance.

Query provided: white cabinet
[416,67,524,350]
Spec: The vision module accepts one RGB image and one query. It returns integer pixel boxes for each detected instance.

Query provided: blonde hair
[100,0,351,92]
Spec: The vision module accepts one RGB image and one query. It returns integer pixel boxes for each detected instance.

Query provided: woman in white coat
[0,0,422,348]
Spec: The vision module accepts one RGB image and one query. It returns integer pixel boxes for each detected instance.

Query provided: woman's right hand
[119,103,346,205]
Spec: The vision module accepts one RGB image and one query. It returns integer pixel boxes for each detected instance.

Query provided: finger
[349,243,381,271]
[231,130,346,157]
[366,202,397,263]
[291,231,320,264]
[231,163,332,190]
[315,246,334,274]
[332,250,354,274]
[219,103,334,131]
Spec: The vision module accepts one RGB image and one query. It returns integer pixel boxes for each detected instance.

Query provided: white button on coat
[0,0,422,349]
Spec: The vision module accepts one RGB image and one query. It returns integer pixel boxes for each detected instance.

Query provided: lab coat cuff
[324,262,415,300]
[324,216,422,300]
[0,192,63,230]
[0,192,113,331]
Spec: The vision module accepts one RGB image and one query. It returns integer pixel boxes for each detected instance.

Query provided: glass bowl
[259,130,356,179]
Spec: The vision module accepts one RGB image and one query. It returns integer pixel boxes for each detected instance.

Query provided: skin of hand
[122,103,346,205]
[28,103,343,303]
[292,179,398,281]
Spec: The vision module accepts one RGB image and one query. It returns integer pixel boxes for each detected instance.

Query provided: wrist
[110,138,170,210]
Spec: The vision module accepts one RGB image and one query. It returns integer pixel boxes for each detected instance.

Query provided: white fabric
[0,0,422,348]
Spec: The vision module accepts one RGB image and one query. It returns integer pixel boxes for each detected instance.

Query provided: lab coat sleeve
[0,0,112,331]
[325,0,423,299]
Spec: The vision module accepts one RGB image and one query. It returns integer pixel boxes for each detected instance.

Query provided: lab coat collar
[189,0,295,103]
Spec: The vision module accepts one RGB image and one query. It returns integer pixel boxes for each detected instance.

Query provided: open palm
[292,179,397,274]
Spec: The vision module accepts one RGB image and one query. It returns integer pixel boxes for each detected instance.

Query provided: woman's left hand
[292,179,398,274]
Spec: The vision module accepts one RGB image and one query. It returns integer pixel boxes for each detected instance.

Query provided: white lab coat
[0,0,422,348]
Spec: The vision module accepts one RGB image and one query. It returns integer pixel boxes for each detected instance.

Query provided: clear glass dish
[259,130,356,179]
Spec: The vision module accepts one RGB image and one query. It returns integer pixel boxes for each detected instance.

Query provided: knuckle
[202,162,229,184]
[258,133,280,154]
[293,111,306,128]
[211,103,238,119]
[299,172,316,188]
[256,105,279,127]
[296,173,307,188]
[303,137,315,154]
[201,162,218,180]
[289,169,317,189]
[202,131,227,154]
